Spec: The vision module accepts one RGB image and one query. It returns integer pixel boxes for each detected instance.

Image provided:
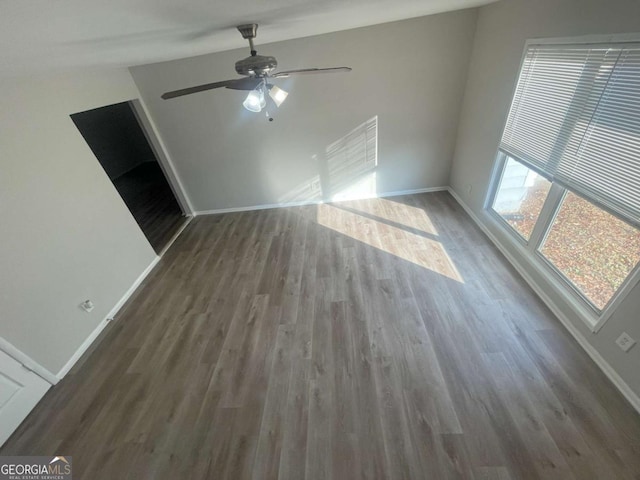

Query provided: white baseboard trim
[157,216,193,257]
[194,186,448,216]
[377,186,449,198]
[0,338,58,385]
[105,255,161,321]
[195,199,322,216]
[55,318,110,381]
[55,255,161,380]
[446,187,640,414]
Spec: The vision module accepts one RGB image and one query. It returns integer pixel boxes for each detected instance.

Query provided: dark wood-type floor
[3,192,640,479]
[114,161,185,253]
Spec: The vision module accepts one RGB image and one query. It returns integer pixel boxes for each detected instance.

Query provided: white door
[0,349,50,445]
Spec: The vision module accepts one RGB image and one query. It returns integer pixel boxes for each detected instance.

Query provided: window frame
[488,152,640,331]
[485,33,640,332]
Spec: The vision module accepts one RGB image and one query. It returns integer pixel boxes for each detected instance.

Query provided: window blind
[500,43,640,225]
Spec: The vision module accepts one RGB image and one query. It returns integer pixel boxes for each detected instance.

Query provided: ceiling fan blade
[271,67,352,78]
[161,80,236,99]
[161,77,261,99]
[223,77,263,91]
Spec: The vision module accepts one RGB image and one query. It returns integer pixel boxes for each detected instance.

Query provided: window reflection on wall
[279,116,378,204]
[326,116,378,201]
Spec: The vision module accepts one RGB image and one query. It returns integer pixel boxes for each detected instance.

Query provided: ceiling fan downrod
[237,24,258,56]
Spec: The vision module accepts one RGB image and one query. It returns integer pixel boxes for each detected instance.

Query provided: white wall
[0,68,157,375]
[129,10,479,211]
[450,0,640,399]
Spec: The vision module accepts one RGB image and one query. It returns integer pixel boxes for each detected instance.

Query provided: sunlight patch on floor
[317,201,463,283]
[347,197,440,235]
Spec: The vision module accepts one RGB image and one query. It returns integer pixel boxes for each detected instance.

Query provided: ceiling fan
[161,24,352,114]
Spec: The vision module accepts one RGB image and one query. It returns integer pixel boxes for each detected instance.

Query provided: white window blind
[500,43,640,225]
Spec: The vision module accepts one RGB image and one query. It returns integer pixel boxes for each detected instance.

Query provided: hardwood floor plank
[305,277,335,480]
[343,246,389,479]
[278,217,317,480]
[371,279,423,480]
[252,324,295,480]
[330,300,360,480]
[482,352,575,480]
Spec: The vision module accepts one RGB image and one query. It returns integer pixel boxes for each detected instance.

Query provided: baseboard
[0,251,159,384]
[0,338,58,385]
[54,318,110,381]
[446,187,640,414]
[377,186,449,198]
[105,255,161,321]
[194,186,449,216]
[157,216,192,257]
[55,255,161,380]
[195,199,321,216]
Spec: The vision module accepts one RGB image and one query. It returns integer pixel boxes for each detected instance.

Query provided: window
[539,191,640,310]
[492,156,552,241]
[487,40,640,325]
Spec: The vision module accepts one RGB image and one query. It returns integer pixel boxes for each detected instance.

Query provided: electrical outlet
[615,332,636,352]
[80,300,94,313]
[466,184,473,194]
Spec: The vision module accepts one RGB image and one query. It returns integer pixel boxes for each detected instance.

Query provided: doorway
[71,101,186,253]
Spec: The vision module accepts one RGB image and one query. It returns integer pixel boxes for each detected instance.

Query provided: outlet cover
[615,332,636,352]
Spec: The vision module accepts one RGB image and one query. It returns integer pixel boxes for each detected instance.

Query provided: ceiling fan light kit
[161,23,352,118]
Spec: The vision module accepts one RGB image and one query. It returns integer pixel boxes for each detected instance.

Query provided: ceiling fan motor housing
[235,55,278,76]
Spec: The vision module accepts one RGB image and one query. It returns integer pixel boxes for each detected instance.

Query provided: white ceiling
[1,0,497,77]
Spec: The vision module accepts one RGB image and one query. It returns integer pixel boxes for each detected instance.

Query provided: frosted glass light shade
[243,88,266,112]
[268,85,288,107]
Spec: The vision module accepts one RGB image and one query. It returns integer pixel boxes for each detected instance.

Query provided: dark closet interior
[71,102,185,253]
